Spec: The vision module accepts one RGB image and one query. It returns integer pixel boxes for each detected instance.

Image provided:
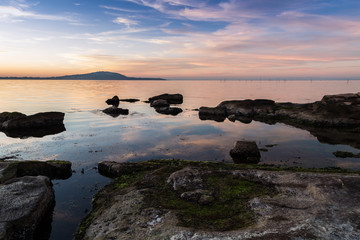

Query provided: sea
[0,79,359,239]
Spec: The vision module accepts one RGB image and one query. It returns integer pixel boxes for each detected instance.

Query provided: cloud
[0,5,75,22]
[112,17,138,27]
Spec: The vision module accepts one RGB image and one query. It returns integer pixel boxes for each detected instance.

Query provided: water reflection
[1,80,360,240]
[1,124,66,139]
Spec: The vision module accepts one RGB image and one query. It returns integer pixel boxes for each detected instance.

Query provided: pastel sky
[1,0,360,79]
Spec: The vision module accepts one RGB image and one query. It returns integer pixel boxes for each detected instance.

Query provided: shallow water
[0,79,359,239]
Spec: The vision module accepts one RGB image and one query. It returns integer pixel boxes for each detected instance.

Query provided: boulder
[103,106,129,117]
[106,96,120,106]
[217,99,275,116]
[230,141,261,164]
[0,176,54,240]
[167,167,203,192]
[155,107,182,116]
[149,94,183,104]
[150,99,169,108]
[1,112,65,130]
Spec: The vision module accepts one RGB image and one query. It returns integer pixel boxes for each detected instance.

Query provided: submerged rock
[105,96,120,107]
[119,98,140,103]
[149,93,183,104]
[0,176,54,240]
[230,141,261,164]
[103,106,129,117]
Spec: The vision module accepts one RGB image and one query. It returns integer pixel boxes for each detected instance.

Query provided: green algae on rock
[76,159,360,240]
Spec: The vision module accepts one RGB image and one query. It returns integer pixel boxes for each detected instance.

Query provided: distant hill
[0,71,165,80]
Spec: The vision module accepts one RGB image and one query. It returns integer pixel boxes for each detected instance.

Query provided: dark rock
[167,167,203,192]
[103,106,129,117]
[98,161,161,178]
[0,112,26,124]
[1,112,65,130]
[155,107,182,116]
[150,99,169,108]
[0,176,54,240]
[119,98,140,103]
[217,99,275,117]
[199,106,227,116]
[149,93,183,104]
[1,161,72,183]
[105,96,120,107]
[230,141,261,164]
[227,114,236,122]
[198,107,227,122]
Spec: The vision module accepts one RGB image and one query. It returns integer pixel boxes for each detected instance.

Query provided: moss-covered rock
[76,160,360,240]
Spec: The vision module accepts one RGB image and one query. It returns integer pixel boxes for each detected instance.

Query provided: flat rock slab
[79,161,360,240]
[0,176,54,240]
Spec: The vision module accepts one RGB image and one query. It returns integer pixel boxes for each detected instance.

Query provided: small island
[0,71,165,80]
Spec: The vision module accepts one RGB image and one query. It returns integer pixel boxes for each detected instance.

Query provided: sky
[0,0,360,79]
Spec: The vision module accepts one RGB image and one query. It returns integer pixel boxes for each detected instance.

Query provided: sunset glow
[1,0,360,79]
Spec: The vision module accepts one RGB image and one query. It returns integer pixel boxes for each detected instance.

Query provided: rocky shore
[199,93,360,130]
[76,160,360,240]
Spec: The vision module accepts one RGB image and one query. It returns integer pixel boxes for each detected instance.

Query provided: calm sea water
[0,80,359,239]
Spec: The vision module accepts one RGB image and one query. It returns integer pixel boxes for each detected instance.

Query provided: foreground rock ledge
[0,176,54,240]
[76,160,360,240]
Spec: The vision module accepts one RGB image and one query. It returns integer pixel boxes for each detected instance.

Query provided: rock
[106,96,120,106]
[217,99,275,117]
[0,176,54,240]
[199,106,227,116]
[230,141,261,164]
[77,160,360,240]
[98,161,161,178]
[167,167,203,192]
[150,99,169,108]
[228,114,236,122]
[1,112,65,130]
[0,160,72,183]
[119,98,140,103]
[0,112,26,124]
[103,106,129,117]
[155,107,182,116]
[149,93,183,104]
[180,189,214,205]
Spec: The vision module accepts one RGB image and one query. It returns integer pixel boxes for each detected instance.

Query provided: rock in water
[105,96,120,107]
[155,107,182,116]
[150,99,169,108]
[1,112,65,130]
[0,176,54,240]
[149,93,183,104]
[103,106,129,117]
[230,141,261,164]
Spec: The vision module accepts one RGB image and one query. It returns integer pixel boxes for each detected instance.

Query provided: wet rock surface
[0,176,54,240]
[230,141,261,164]
[76,160,360,240]
[0,112,65,130]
